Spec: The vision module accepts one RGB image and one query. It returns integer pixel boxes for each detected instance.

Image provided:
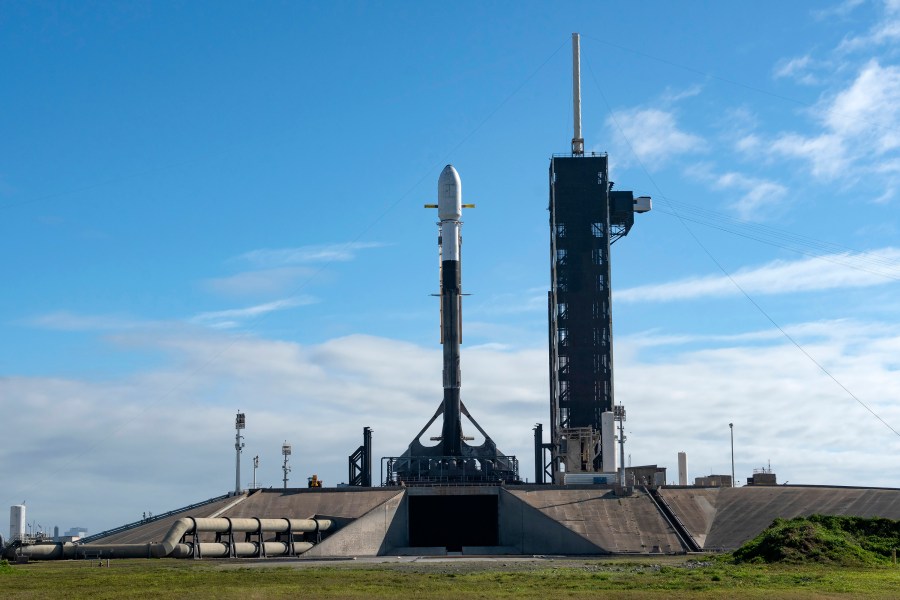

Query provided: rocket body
[395,164,516,484]
[437,165,463,456]
[393,164,516,484]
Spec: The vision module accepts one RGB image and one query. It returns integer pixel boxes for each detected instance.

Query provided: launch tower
[547,34,650,482]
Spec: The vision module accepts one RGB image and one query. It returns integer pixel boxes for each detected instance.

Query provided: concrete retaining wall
[660,485,900,551]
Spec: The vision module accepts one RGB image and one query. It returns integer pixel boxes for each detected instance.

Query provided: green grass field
[3,556,899,599]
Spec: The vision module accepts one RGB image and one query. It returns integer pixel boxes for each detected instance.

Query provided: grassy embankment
[2,557,899,599]
[733,514,900,566]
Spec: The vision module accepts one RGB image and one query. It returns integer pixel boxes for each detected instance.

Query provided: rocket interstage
[389,165,518,485]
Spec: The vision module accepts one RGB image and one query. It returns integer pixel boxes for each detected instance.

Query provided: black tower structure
[547,34,650,483]
[548,156,644,473]
[348,426,372,487]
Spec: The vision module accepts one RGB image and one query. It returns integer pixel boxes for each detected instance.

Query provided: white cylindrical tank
[678,452,688,486]
[601,411,616,473]
[10,505,26,542]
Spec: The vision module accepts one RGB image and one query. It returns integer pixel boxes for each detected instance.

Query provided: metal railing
[382,455,519,486]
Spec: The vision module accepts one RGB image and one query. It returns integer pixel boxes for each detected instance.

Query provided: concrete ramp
[661,486,900,551]
[221,488,401,521]
[502,487,682,554]
[499,488,612,554]
[655,487,721,549]
[84,488,402,546]
[85,493,249,545]
[85,484,900,557]
[302,490,404,557]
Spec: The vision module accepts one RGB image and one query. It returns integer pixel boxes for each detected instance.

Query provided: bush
[732,515,900,566]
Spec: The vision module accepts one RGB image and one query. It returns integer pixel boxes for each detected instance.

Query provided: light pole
[282,442,292,490]
[729,423,735,488]
[252,455,259,489]
[235,412,245,494]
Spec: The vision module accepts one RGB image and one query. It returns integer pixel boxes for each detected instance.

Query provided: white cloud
[0,331,548,535]
[825,60,900,147]
[719,107,758,137]
[617,324,900,486]
[467,286,547,317]
[734,134,761,153]
[773,54,819,85]
[236,242,386,268]
[837,0,900,51]
[768,60,900,193]
[685,164,789,221]
[605,108,705,170]
[191,297,316,329]
[760,0,900,203]
[616,247,900,303]
[202,267,316,297]
[26,299,318,333]
[812,0,865,21]
[715,172,788,221]
[3,321,900,537]
[26,312,154,331]
[660,84,703,103]
[623,319,895,350]
[202,242,386,299]
[769,132,845,180]
[768,61,900,186]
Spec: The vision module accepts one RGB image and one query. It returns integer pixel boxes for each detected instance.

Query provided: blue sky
[3,1,900,536]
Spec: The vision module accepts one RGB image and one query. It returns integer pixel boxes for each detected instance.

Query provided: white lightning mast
[571,32,584,156]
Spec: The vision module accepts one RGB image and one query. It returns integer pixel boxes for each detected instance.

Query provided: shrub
[732,515,900,566]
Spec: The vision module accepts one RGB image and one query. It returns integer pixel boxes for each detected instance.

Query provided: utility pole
[234,412,245,494]
[729,423,735,488]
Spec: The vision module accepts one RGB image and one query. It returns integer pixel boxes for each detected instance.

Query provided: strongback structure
[547,33,650,483]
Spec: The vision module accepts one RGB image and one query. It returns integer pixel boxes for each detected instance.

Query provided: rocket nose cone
[437,165,462,220]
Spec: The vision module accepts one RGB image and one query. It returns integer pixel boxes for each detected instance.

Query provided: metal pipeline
[4,517,331,560]
[168,541,313,558]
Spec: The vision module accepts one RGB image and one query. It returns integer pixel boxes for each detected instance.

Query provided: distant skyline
[2,1,900,536]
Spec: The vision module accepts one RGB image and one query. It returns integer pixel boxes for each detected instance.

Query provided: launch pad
[46,483,900,559]
[10,35,900,565]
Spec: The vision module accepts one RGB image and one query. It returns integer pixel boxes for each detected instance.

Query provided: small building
[63,527,88,538]
[747,469,777,486]
[694,474,733,487]
[626,465,667,487]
